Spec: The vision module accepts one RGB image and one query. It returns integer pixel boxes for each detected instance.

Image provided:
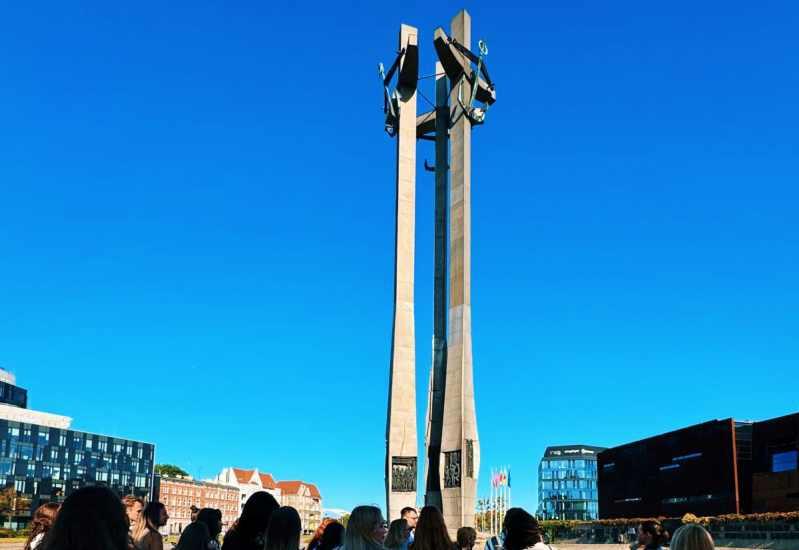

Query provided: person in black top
[222,492,279,550]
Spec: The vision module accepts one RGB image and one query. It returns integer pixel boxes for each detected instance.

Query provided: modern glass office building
[538,445,605,520]
[0,369,155,528]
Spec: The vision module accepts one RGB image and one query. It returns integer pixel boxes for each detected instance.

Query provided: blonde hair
[671,524,714,550]
[344,506,384,550]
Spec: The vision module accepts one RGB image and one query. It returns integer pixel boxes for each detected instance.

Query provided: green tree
[0,486,30,528]
[155,464,190,477]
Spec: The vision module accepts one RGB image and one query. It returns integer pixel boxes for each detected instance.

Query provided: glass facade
[0,376,155,528]
[0,382,28,409]
[538,445,604,520]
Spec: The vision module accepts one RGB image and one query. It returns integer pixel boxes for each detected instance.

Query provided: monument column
[424,61,449,512]
[439,9,480,532]
[385,23,419,521]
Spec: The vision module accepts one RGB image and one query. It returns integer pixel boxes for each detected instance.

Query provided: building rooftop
[543,445,607,458]
[0,402,72,429]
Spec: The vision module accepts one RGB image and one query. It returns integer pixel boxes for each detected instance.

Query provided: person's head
[310,518,336,548]
[25,503,60,550]
[639,520,669,548]
[190,505,199,522]
[145,501,169,529]
[175,521,210,550]
[412,506,451,550]
[670,524,714,550]
[456,527,476,550]
[344,505,386,550]
[235,491,280,540]
[319,522,345,550]
[265,506,302,550]
[501,508,542,550]
[45,486,129,550]
[400,508,418,530]
[196,508,223,540]
[122,495,144,528]
[384,519,410,549]
[133,501,168,542]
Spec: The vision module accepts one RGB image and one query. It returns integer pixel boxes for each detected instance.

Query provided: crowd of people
[21,487,719,550]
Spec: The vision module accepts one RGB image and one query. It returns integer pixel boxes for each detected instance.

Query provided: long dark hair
[456,527,476,550]
[175,521,210,550]
[41,486,129,550]
[502,508,542,550]
[385,519,409,550]
[25,503,59,550]
[319,522,345,550]
[265,506,302,550]
[225,491,280,545]
[411,506,452,550]
[640,520,670,547]
[309,518,336,550]
[197,508,223,539]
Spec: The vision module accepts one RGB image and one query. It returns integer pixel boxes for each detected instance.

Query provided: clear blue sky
[1,1,798,515]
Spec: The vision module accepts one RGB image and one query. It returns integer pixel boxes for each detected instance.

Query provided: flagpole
[490,468,494,536]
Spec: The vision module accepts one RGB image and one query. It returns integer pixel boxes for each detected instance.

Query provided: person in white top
[501,508,554,550]
[24,502,60,550]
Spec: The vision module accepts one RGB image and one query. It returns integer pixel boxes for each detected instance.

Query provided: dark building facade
[538,445,605,520]
[751,413,799,512]
[598,412,799,519]
[598,419,741,519]
[0,381,27,409]
[0,372,154,528]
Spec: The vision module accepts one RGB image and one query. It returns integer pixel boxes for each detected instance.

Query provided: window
[772,450,798,473]
[672,452,702,462]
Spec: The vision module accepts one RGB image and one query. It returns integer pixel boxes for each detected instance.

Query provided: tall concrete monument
[382,10,495,529]
[383,24,420,521]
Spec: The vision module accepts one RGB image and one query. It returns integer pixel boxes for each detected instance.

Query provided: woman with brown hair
[384,519,410,550]
[24,502,60,550]
[319,522,345,550]
[342,505,387,550]
[501,508,550,550]
[308,519,336,550]
[42,486,129,550]
[264,506,302,550]
[455,528,476,550]
[409,507,453,550]
[222,491,280,550]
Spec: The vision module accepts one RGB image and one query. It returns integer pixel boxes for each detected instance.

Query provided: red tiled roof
[259,473,277,489]
[276,480,321,499]
[232,468,255,484]
[276,481,302,495]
